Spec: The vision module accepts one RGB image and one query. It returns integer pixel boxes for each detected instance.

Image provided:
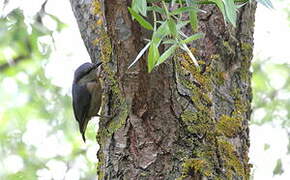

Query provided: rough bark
[70,0,256,179]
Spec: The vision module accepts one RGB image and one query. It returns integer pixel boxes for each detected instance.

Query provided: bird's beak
[94,62,102,68]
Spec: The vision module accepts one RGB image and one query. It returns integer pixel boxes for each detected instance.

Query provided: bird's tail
[79,118,89,143]
[81,133,86,143]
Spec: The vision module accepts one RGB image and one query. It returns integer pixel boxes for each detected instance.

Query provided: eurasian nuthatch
[72,62,102,142]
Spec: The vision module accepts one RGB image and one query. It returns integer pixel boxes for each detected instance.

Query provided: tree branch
[0,55,30,72]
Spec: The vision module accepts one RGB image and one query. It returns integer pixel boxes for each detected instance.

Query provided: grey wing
[72,84,91,138]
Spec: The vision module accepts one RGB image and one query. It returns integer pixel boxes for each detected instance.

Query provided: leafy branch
[147,0,248,5]
[128,0,273,72]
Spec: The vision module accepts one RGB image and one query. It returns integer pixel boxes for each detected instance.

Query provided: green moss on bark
[176,51,249,179]
[217,137,245,179]
[91,1,129,178]
[216,115,241,138]
[181,158,213,177]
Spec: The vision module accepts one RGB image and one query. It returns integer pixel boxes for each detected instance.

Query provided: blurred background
[0,0,289,179]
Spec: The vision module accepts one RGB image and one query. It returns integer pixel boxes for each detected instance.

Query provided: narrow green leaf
[153,21,170,45]
[189,10,198,31]
[223,0,237,27]
[209,0,226,22]
[128,7,153,30]
[171,0,177,7]
[168,18,177,37]
[138,0,147,16]
[185,0,199,31]
[132,0,147,16]
[180,43,199,67]
[128,41,151,69]
[156,44,178,66]
[148,44,155,72]
[209,0,237,27]
[155,21,169,36]
[236,2,248,9]
[176,21,190,30]
[170,7,198,15]
[180,33,204,44]
[147,6,166,14]
[132,0,138,12]
[256,0,273,9]
[147,42,160,72]
[162,39,176,44]
[178,30,188,39]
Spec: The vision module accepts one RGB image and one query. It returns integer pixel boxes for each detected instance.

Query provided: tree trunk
[70,0,256,179]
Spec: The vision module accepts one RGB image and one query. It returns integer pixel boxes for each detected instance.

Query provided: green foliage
[256,0,273,8]
[186,0,198,31]
[252,61,290,125]
[249,1,290,178]
[156,44,178,65]
[148,41,160,71]
[128,0,204,72]
[128,7,153,30]
[128,0,273,72]
[132,0,148,16]
[273,159,283,175]
[0,4,95,180]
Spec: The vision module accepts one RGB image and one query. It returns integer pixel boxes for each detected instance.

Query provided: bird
[72,62,102,142]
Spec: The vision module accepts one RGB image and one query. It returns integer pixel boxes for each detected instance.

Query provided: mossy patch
[181,158,213,177]
[181,111,213,135]
[217,137,245,179]
[91,0,101,15]
[176,50,249,179]
[92,1,129,178]
[216,115,241,138]
[96,30,128,180]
